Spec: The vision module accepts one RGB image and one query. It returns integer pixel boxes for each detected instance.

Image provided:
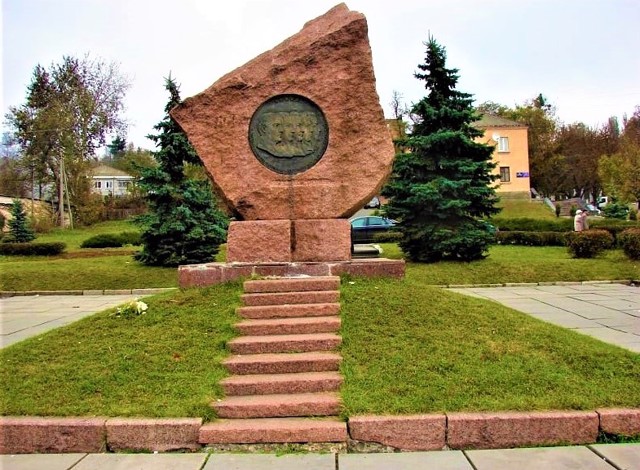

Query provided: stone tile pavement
[448,283,640,353]
[1,444,639,470]
[0,295,148,348]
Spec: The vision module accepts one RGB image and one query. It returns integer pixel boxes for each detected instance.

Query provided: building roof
[90,165,133,178]
[473,114,527,129]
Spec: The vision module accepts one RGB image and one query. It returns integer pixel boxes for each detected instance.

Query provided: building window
[105,181,112,189]
[498,136,509,152]
[118,181,130,188]
[94,181,101,189]
[500,166,511,183]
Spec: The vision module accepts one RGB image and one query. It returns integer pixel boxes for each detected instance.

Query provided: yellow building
[472,114,531,199]
[385,115,531,199]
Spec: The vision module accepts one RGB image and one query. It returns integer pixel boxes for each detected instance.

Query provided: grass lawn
[1,274,639,419]
[0,285,240,419]
[0,255,178,291]
[495,198,556,219]
[339,275,640,416]
[3,244,637,291]
[379,244,639,285]
[36,220,139,251]
[0,220,229,291]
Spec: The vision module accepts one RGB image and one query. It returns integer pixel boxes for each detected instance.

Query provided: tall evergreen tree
[135,77,228,267]
[8,199,36,243]
[382,36,500,262]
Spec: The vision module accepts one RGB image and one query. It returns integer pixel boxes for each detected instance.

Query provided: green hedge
[565,230,614,259]
[0,242,66,256]
[618,228,640,260]
[372,231,404,243]
[491,217,639,242]
[81,232,142,248]
[496,231,566,246]
[491,217,572,232]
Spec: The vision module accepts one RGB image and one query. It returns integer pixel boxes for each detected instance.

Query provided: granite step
[223,352,342,375]
[199,417,347,444]
[228,333,341,355]
[213,392,341,418]
[235,316,341,336]
[221,371,343,396]
[242,290,340,306]
[244,276,340,294]
[237,303,340,319]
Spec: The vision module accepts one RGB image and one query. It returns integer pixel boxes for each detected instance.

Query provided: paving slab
[450,284,640,352]
[0,454,86,470]
[590,443,640,470]
[204,453,335,470]
[594,313,639,328]
[0,295,146,349]
[529,312,600,329]
[465,446,614,470]
[73,453,207,470]
[576,327,640,346]
[339,452,473,470]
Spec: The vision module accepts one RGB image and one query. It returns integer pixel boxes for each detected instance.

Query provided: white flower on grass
[114,299,149,318]
[135,301,148,314]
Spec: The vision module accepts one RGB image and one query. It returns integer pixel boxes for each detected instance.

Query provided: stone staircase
[199,276,347,444]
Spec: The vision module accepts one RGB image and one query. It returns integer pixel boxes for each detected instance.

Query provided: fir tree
[8,199,36,243]
[135,77,228,267]
[382,36,500,262]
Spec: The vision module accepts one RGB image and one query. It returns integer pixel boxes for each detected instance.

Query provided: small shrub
[496,231,566,246]
[618,228,640,260]
[372,231,404,243]
[7,199,36,243]
[629,210,638,222]
[75,193,106,226]
[603,202,630,220]
[566,230,614,258]
[0,242,66,256]
[569,205,578,217]
[81,231,143,248]
[118,231,142,246]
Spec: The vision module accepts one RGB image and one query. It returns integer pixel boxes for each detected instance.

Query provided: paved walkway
[449,283,640,353]
[0,295,145,348]
[2,444,639,469]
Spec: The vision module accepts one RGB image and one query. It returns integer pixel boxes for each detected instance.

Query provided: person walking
[574,209,584,231]
[581,210,589,230]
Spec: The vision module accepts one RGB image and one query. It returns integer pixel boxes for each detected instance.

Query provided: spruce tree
[8,199,36,243]
[135,77,228,267]
[382,36,500,262]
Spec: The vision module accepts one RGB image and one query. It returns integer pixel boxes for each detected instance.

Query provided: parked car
[364,196,380,209]
[350,216,397,244]
[585,204,601,216]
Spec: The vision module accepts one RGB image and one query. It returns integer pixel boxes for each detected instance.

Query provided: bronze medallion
[249,94,329,175]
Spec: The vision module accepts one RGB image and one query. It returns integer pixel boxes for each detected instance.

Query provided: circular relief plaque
[249,94,329,175]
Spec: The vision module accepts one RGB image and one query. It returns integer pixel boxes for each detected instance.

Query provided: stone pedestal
[226,219,351,263]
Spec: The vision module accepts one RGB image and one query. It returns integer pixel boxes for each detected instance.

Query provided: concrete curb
[441,280,637,288]
[0,288,177,297]
[1,409,638,454]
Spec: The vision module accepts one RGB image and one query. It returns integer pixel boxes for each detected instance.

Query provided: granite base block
[179,259,405,287]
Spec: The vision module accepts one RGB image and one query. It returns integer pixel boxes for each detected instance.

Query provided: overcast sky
[3,0,639,150]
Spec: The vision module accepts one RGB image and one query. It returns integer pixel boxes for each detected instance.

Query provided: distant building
[472,114,531,199]
[90,165,135,197]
